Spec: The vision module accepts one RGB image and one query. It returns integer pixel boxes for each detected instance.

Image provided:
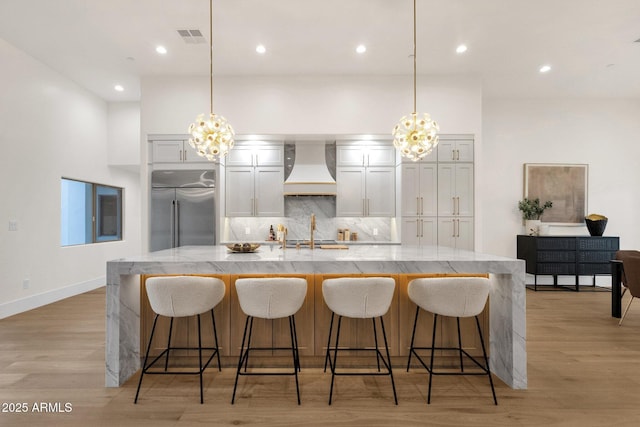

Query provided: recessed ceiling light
[155,45,167,55]
[539,65,551,73]
[456,44,468,54]
[256,44,266,54]
[356,45,367,54]
[114,85,124,92]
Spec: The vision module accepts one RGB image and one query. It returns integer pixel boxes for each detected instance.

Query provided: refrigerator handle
[170,200,176,248]
[175,200,180,247]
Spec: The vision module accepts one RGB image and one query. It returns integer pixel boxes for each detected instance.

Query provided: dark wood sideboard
[517,235,619,291]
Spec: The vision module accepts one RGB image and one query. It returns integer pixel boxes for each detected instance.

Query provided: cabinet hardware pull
[455,149,460,161]
[452,219,456,238]
[416,197,420,215]
[420,197,424,215]
[179,150,182,161]
[456,197,460,215]
[416,219,419,238]
[452,197,455,214]
[184,149,187,161]
[367,198,370,216]
[420,219,424,238]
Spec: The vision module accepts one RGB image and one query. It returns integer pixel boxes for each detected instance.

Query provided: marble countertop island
[106,245,526,389]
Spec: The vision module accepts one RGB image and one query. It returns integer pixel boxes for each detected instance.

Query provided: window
[61,178,123,246]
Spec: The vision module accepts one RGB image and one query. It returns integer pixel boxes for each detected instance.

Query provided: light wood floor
[1,287,640,426]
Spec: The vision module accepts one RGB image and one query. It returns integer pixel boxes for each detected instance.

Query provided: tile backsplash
[223,195,396,242]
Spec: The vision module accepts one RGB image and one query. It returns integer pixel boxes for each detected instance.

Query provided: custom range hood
[284,142,336,195]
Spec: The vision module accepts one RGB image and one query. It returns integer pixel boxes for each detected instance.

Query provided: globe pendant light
[188,0,234,161]
[392,0,439,161]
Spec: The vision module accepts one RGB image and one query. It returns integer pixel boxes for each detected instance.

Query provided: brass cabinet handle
[420,197,424,215]
[416,197,420,216]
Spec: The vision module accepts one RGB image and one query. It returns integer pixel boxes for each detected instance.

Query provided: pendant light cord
[413,0,417,114]
[209,0,214,113]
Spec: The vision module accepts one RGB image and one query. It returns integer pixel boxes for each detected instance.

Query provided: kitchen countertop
[106,244,526,390]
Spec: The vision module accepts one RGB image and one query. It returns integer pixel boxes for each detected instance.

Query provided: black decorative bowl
[585,219,607,236]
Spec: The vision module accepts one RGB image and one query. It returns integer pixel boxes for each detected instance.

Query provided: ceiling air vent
[177,29,206,44]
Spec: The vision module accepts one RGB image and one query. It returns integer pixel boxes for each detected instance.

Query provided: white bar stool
[135,276,225,404]
[406,277,497,405]
[232,277,307,405]
[322,277,398,405]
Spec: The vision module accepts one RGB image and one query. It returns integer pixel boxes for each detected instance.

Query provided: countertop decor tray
[226,243,261,253]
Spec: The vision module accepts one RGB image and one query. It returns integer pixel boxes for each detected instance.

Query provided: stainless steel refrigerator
[150,170,216,251]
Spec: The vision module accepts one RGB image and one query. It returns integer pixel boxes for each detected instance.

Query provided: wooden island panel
[140,273,488,363]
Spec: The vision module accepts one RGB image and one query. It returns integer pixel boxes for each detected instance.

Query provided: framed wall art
[523,163,588,224]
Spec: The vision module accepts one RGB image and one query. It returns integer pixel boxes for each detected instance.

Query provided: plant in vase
[518,198,553,235]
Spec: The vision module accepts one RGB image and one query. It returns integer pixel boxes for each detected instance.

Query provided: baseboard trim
[0,277,104,319]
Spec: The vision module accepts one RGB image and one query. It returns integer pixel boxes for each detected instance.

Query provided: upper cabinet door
[225,146,254,166]
[336,167,366,216]
[225,144,284,167]
[366,146,397,166]
[225,167,255,216]
[336,146,365,166]
[337,144,396,166]
[254,167,284,216]
[437,140,474,162]
[255,145,284,166]
[182,141,210,163]
[153,141,184,163]
[366,167,395,217]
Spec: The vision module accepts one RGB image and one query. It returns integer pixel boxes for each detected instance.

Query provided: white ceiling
[1,0,639,102]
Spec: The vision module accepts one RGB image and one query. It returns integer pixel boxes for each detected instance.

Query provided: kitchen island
[106,245,526,389]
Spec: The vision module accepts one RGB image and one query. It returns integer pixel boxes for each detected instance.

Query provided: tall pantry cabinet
[401,137,474,250]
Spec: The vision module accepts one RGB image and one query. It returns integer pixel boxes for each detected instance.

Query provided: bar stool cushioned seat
[406,277,497,404]
[322,277,397,405]
[232,277,307,405]
[135,276,225,404]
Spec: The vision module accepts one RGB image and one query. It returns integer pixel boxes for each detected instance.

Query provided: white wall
[108,102,140,167]
[482,98,640,258]
[141,75,481,136]
[0,38,141,317]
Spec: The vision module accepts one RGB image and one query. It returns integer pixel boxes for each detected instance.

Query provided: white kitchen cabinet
[437,163,473,217]
[401,217,438,246]
[437,140,474,162]
[336,167,395,217]
[152,140,210,164]
[437,217,474,250]
[225,143,284,167]
[225,166,284,216]
[401,163,437,217]
[337,145,396,167]
[225,142,284,216]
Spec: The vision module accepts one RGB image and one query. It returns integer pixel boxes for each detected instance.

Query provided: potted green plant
[518,198,552,235]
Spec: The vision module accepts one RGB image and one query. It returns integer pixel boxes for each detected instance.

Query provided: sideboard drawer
[536,237,576,251]
[536,263,577,275]
[537,251,576,263]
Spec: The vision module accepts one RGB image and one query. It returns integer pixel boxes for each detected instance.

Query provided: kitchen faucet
[310,214,316,250]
